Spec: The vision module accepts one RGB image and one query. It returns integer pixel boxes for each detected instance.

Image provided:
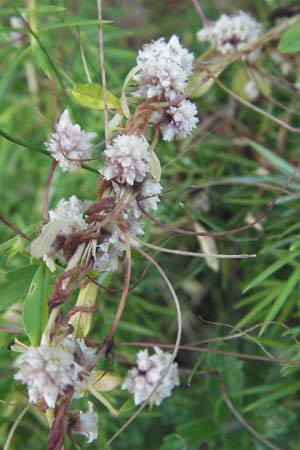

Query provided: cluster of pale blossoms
[30,35,199,274]
[197,11,263,62]
[14,336,99,442]
[14,34,197,446]
[134,35,199,141]
[122,347,179,406]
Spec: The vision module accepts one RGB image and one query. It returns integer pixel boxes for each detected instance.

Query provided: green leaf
[32,45,51,79]
[40,19,111,32]
[278,24,300,53]
[244,380,300,413]
[23,265,50,346]
[246,139,296,176]
[260,269,299,335]
[0,265,38,311]
[0,6,66,16]
[72,83,121,110]
[243,252,298,293]
[0,47,30,102]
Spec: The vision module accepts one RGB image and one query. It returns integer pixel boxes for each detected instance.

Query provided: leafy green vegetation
[1,1,300,449]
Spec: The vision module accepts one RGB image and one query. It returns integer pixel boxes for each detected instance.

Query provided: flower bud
[68,282,98,338]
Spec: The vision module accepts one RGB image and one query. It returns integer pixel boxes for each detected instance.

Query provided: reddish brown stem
[114,341,300,367]
[0,214,32,241]
[137,167,298,238]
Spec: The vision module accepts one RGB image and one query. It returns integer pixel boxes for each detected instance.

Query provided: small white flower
[197,11,262,61]
[270,51,293,76]
[94,224,126,272]
[101,135,150,185]
[134,35,194,101]
[74,402,99,444]
[30,195,91,260]
[152,100,199,141]
[10,15,26,48]
[244,80,259,101]
[139,178,163,211]
[45,109,97,172]
[14,337,89,408]
[122,347,179,406]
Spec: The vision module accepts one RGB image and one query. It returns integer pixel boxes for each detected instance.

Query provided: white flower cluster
[73,402,99,443]
[133,35,199,141]
[14,337,95,408]
[122,347,179,406]
[30,195,91,263]
[197,11,263,61]
[45,109,97,172]
[134,35,194,101]
[101,134,150,185]
[151,99,199,141]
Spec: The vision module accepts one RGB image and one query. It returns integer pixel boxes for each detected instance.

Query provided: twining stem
[137,166,299,238]
[0,214,32,241]
[77,27,92,83]
[43,160,57,222]
[216,372,282,450]
[3,404,31,450]
[102,248,182,450]
[191,0,212,26]
[96,0,109,146]
[116,341,300,367]
[131,235,256,259]
[95,230,131,362]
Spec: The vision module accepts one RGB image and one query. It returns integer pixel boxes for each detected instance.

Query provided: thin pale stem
[43,160,57,222]
[3,404,31,450]
[131,235,256,259]
[96,0,109,146]
[102,248,182,450]
[76,26,92,83]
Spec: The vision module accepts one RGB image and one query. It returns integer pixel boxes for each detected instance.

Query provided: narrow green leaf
[72,83,121,110]
[0,47,30,102]
[23,265,50,346]
[243,252,298,293]
[40,19,111,32]
[244,380,300,412]
[246,139,296,176]
[260,269,299,335]
[278,23,300,53]
[0,265,38,311]
[32,46,51,79]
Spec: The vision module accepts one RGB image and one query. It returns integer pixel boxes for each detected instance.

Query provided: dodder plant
[1,2,300,449]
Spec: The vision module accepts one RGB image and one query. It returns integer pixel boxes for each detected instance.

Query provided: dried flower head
[151,100,199,141]
[197,11,262,61]
[133,35,194,101]
[122,347,179,406]
[30,195,91,262]
[45,109,97,172]
[101,134,150,185]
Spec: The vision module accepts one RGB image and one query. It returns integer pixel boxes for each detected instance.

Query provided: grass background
[1,0,300,449]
